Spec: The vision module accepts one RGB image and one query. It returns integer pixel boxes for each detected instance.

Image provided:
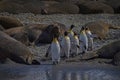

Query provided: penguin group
[46,25,94,65]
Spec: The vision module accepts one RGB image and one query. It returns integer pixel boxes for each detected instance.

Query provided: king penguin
[68,25,75,39]
[50,33,60,65]
[45,27,61,65]
[71,32,80,56]
[79,27,88,54]
[85,27,94,51]
[60,31,71,58]
[68,25,75,56]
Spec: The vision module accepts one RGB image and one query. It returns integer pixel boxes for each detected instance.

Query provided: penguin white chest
[51,42,60,55]
[79,31,88,43]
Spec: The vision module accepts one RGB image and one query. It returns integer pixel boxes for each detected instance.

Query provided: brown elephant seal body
[95,40,120,66]
[35,22,67,44]
[26,24,49,43]
[114,51,120,66]
[0,16,23,29]
[96,40,120,59]
[41,2,79,14]
[78,1,114,14]
[0,25,5,31]
[0,0,29,14]
[4,26,29,45]
[85,21,120,39]
[4,22,66,45]
[0,31,38,64]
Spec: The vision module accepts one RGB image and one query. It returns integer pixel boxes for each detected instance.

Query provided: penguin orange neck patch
[65,36,69,40]
[53,38,58,43]
[80,30,86,34]
[74,35,78,39]
[69,30,74,34]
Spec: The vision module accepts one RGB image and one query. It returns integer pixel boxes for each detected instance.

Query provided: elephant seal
[4,26,29,45]
[0,16,23,29]
[113,51,120,66]
[0,31,40,64]
[78,1,114,14]
[96,40,120,59]
[80,40,120,66]
[93,40,120,66]
[35,22,67,44]
[4,22,66,45]
[85,21,120,39]
[0,25,4,31]
[40,2,79,14]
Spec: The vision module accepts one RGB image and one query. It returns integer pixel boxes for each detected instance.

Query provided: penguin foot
[81,51,85,54]
[53,61,56,65]
[32,60,41,65]
[56,61,59,64]
[71,54,74,57]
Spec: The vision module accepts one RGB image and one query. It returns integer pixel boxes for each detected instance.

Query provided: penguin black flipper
[45,46,51,57]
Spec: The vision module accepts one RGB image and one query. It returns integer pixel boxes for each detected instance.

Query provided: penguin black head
[81,26,85,30]
[70,24,75,30]
[41,9,47,15]
[80,26,85,33]
[74,32,77,36]
[85,27,90,30]
[64,31,68,36]
[53,33,59,38]
[52,26,60,38]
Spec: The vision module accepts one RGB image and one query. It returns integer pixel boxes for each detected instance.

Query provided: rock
[85,21,112,39]
[78,1,114,14]
[0,31,39,64]
[0,16,23,29]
